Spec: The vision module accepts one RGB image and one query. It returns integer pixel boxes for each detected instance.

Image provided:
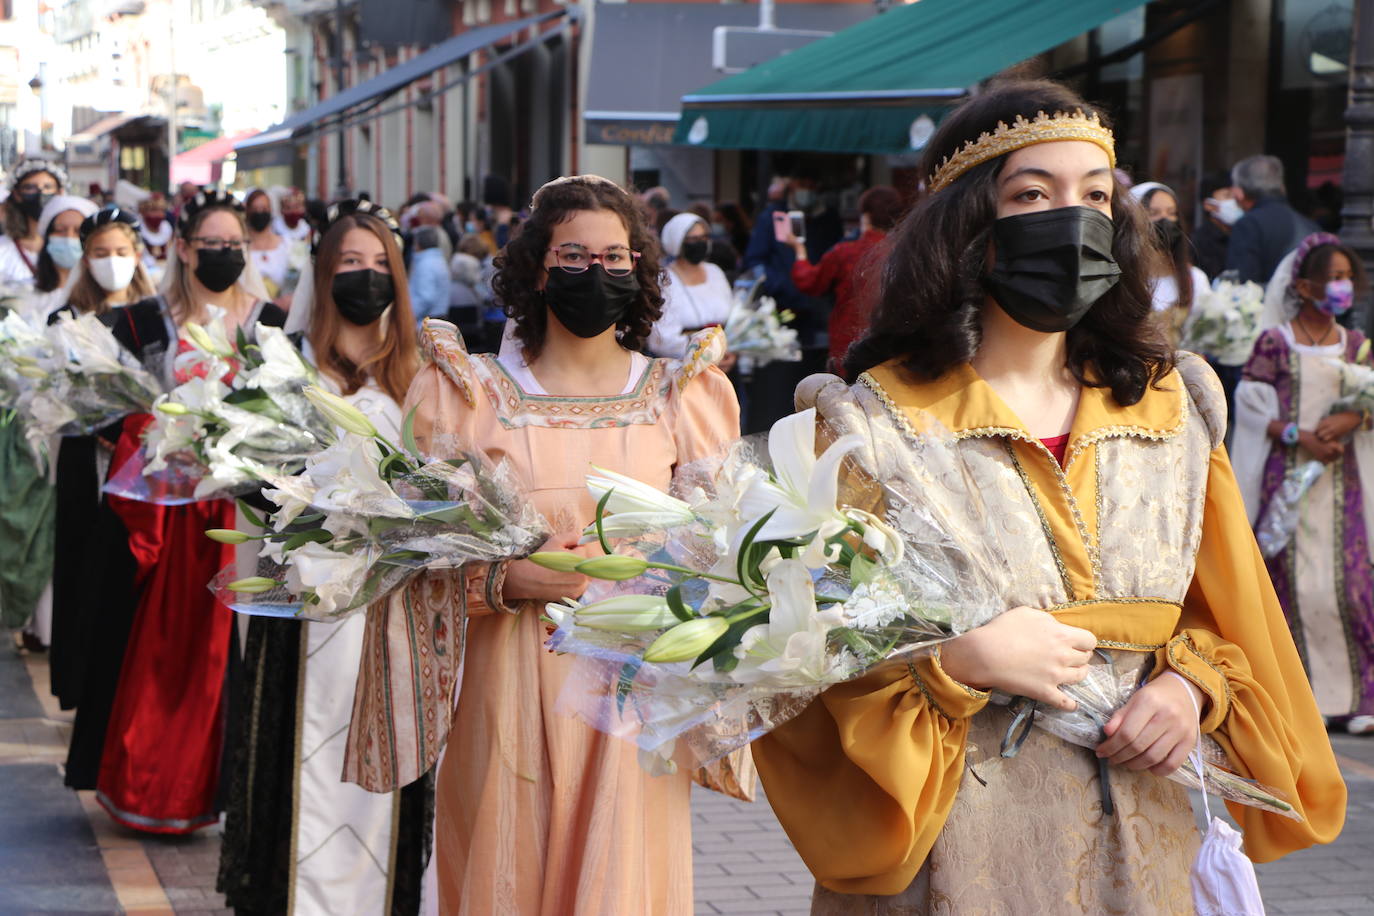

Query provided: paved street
[3,631,1372,915]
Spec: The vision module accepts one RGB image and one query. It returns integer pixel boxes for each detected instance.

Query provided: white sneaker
[1347,715,1374,735]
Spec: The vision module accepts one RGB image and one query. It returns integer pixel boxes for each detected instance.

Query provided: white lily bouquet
[212,387,548,619]
[1179,278,1265,365]
[15,311,163,462]
[723,292,801,367]
[105,315,333,503]
[537,407,1298,818]
[0,307,55,409]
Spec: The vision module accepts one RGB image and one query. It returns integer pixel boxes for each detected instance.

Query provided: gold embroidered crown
[927,109,1116,194]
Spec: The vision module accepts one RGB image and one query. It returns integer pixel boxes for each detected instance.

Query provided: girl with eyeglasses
[90,192,287,834]
[342,176,741,913]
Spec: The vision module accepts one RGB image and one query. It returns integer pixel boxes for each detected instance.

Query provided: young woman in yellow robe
[752,80,1346,914]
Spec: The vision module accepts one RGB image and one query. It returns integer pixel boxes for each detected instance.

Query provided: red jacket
[790,228,888,373]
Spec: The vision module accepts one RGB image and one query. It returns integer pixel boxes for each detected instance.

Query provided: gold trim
[928,109,1117,193]
[1005,442,1076,601]
[1050,596,1183,611]
[906,661,953,720]
[1062,381,1192,471]
[1098,639,1167,651]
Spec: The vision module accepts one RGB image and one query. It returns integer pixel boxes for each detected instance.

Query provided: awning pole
[332,0,349,198]
[760,0,776,31]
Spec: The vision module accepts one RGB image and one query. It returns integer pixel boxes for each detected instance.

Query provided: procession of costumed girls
[0,74,1353,916]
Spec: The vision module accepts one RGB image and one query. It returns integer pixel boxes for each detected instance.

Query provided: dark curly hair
[845,79,1172,407]
[492,175,664,359]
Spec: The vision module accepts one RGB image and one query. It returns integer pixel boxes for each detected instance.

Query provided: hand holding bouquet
[107,315,333,502]
[215,387,547,618]
[538,407,1298,818]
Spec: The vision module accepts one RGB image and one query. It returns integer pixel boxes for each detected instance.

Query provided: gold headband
[927,109,1116,194]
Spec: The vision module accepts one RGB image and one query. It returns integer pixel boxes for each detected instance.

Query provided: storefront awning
[172,130,259,186]
[235,9,570,170]
[675,0,1151,154]
[583,2,873,147]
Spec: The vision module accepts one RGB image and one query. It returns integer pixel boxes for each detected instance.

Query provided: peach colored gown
[344,323,740,915]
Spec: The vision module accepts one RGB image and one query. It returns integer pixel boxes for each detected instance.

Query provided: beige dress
[344,323,741,915]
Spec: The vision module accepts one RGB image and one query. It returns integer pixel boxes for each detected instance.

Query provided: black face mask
[193,246,246,292]
[1152,217,1183,252]
[16,189,52,222]
[332,268,395,325]
[544,265,640,338]
[246,211,273,232]
[983,206,1121,333]
[680,239,710,265]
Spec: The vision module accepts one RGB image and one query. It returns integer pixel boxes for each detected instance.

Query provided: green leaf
[401,405,420,457]
[377,450,409,480]
[236,498,266,528]
[735,509,776,597]
[235,325,250,356]
[850,553,876,587]
[282,528,335,551]
[594,488,613,556]
[691,609,764,670]
[665,585,693,623]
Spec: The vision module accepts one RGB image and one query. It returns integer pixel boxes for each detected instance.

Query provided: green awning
[674,0,1150,154]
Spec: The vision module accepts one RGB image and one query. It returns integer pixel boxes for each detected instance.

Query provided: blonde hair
[66,223,157,315]
[159,204,271,325]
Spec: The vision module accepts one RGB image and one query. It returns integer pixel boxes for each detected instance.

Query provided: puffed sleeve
[672,363,741,464]
[1153,444,1346,859]
[750,383,989,896]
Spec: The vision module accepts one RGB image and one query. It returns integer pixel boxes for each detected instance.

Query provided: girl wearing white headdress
[649,212,735,360]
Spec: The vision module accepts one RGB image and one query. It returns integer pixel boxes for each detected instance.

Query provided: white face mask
[1209,197,1244,226]
[87,255,138,292]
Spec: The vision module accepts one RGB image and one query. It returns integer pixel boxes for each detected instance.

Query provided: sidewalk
[3,631,1373,914]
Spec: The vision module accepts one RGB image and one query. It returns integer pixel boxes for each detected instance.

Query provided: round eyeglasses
[546,243,640,276]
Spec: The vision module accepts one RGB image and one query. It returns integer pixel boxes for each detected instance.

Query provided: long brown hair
[66,223,157,315]
[309,213,419,403]
[846,79,1173,406]
[492,175,664,360]
[161,195,270,325]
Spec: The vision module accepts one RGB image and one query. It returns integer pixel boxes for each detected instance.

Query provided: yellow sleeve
[753,649,987,895]
[1154,444,1346,859]
[751,394,988,896]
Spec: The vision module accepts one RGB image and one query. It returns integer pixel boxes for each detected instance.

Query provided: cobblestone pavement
[4,633,1373,914]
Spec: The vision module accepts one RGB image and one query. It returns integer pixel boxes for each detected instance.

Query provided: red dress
[95,338,236,833]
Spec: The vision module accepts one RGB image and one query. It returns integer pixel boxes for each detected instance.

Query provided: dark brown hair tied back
[491,175,664,360]
[844,79,1173,407]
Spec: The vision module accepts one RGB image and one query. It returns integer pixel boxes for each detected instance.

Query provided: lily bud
[575,554,650,581]
[156,400,191,415]
[529,551,587,573]
[643,616,729,663]
[185,321,233,358]
[304,385,378,438]
[1359,339,1372,364]
[227,576,281,593]
[16,365,47,379]
[574,595,677,631]
[205,528,252,544]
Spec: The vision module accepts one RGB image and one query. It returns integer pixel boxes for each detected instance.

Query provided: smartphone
[772,210,806,244]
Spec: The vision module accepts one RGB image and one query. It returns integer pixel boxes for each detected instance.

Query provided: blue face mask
[46,236,83,269]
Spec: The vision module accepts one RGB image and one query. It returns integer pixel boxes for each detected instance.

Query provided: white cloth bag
[1171,672,1266,916]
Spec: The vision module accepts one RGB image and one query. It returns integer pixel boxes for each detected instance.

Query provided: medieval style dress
[49,297,169,788]
[1233,324,1374,721]
[95,300,286,832]
[218,340,430,915]
[341,322,740,915]
[751,352,1344,914]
